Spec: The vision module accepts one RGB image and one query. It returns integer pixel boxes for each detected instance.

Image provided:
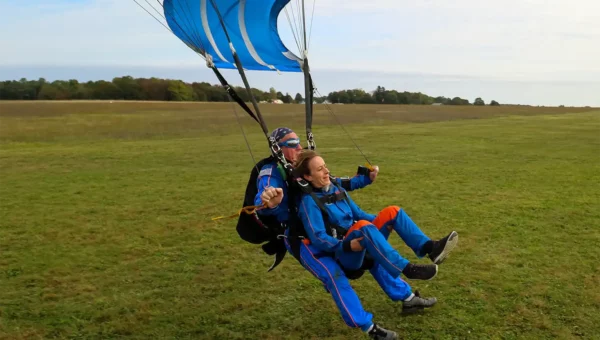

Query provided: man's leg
[368,263,437,313]
[294,240,374,331]
[369,262,412,301]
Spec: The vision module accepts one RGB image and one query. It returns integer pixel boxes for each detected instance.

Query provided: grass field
[1,101,599,339]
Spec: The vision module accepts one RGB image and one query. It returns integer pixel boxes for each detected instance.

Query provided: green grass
[1,101,599,339]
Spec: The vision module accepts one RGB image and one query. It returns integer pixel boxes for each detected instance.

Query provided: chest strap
[319,190,348,205]
[307,180,351,240]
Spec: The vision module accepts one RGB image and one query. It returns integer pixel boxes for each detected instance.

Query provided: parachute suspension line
[133,0,207,60]
[137,1,259,130]
[169,0,207,53]
[180,0,208,52]
[294,0,305,51]
[300,0,315,150]
[208,0,269,137]
[207,1,299,177]
[227,92,260,175]
[301,0,308,52]
[132,0,173,34]
[143,0,167,23]
[148,1,261,126]
[313,86,373,167]
[283,9,302,55]
[211,66,260,125]
[308,0,316,50]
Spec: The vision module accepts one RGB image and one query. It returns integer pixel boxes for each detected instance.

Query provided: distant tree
[327,91,338,103]
[434,96,451,105]
[449,97,460,105]
[358,93,375,104]
[138,78,168,101]
[205,86,228,102]
[383,91,398,104]
[250,87,270,102]
[282,92,293,104]
[269,87,277,100]
[337,92,350,104]
[191,82,210,101]
[37,83,60,100]
[0,77,503,107]
[474,97,485,106]
[113,76,143,100]
[90,81,123,100]
[373,86,386,103]
[314,96,326,104]
[276,91,284,101]
[167,80,194,101]
[450,97,470,105]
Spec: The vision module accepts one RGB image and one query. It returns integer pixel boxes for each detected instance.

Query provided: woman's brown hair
[294,149,320,178]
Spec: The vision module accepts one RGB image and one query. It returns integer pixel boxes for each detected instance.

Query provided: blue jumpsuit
[295,183,432,331]
[254,161,372,223]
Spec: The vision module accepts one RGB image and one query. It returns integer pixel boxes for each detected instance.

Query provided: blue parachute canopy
[163,0,303,72]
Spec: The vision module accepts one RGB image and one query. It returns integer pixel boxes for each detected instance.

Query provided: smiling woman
[289,148,459,338]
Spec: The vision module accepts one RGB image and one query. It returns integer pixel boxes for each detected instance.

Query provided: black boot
[402,263,438,280]
[368,323,398,340]
[402,290,437,314]
[428,231,459,265]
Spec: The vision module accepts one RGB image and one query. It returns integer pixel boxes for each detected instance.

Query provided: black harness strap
[339,177,352,191]
[305,179,352,240]
[211,67,260,125]
[319,190,348,205]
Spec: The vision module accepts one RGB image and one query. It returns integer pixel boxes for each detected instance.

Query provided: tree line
[327,86,499,106]
[0,77,500,106]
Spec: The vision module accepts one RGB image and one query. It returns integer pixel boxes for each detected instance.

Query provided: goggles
[278,138,301,148]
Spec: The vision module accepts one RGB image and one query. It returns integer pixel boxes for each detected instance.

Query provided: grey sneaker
[368,323,398,340]
[402,290,437,314]
[429,231,459,265]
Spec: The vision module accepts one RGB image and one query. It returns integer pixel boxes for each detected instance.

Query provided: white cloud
[302,0,600,81]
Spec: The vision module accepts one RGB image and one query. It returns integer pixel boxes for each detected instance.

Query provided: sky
[1,0,599,106]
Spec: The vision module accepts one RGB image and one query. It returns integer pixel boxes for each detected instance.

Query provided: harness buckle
[307,132,316,150]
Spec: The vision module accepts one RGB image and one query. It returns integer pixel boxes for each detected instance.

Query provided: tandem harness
[236,157,373,278]
[295,178,376,280]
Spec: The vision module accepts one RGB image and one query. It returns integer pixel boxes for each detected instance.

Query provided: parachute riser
[303,57,315,150]
[208,0,269,136]
[268,136,312,195]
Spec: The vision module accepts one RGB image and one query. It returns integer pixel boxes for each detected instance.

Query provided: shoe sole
[402,303,437,315]
[428,264,438,280]
[432,231,458,265]
[406,264,438,280]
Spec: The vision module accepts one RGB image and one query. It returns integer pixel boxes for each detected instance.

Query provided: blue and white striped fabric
[163,0,303,72]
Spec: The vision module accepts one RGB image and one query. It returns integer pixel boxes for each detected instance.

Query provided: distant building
[432,103,443,106]
[272,99,283,104]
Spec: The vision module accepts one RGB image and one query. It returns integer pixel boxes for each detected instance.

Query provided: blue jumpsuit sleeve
[345,193,376,222]
[333,174,372,191]
[298,194,342,253]
[255,165,284,218]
